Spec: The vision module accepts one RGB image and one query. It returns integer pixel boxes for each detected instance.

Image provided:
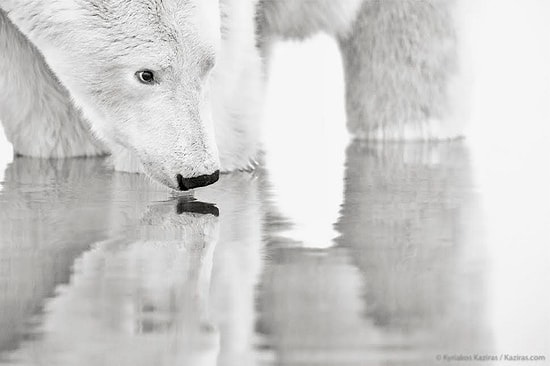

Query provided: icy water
[0,140,548,366]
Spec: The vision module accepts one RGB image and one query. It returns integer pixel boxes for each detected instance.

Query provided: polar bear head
[2,0,222,190]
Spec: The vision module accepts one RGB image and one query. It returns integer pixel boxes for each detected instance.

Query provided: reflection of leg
[2,156,108,189]
[336,141,488,350]
[0,10,106,158]
[0,157,111,355]
[192,224,218,327]
[339,1,461,140]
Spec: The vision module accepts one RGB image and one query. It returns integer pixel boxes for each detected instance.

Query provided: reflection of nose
[176,170,220,191]
[176,199,219,217]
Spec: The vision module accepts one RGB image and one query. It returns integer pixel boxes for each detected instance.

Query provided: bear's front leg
[0,10,106,158]
[339,0,466,140]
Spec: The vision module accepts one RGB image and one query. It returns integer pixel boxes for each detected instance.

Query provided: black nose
[176,170,220,191]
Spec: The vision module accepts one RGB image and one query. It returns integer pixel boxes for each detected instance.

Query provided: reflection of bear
[0,158,111,353]
[0,141,493,364]
[337,142,490,349]
[257,142,491,363]
[0,158,267,366]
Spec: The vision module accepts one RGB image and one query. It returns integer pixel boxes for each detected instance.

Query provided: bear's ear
[1,1,84,42]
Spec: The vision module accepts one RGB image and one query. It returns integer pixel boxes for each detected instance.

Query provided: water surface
[1,140,547,366]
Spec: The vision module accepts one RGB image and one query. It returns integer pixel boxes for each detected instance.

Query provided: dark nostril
[176,170,220,191]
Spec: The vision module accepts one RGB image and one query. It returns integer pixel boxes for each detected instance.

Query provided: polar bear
[0,0,464,190]
[0,0,262,190]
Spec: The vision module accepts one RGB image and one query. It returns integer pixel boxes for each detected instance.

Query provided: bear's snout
[176,171,220,191]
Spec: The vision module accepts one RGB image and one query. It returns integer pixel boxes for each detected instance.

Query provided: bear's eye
[136,70,156,85]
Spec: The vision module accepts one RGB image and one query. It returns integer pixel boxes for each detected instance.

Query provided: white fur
[1,0,467,189]
[259,0,468,141]
[0,11,107,158]
[259,0,364,40]
[209,0,264,172]
[0,1,232,189]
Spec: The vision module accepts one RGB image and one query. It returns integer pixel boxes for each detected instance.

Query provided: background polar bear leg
[211,0,264,172]
[0,10,106,158]
[339,0,464,140]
